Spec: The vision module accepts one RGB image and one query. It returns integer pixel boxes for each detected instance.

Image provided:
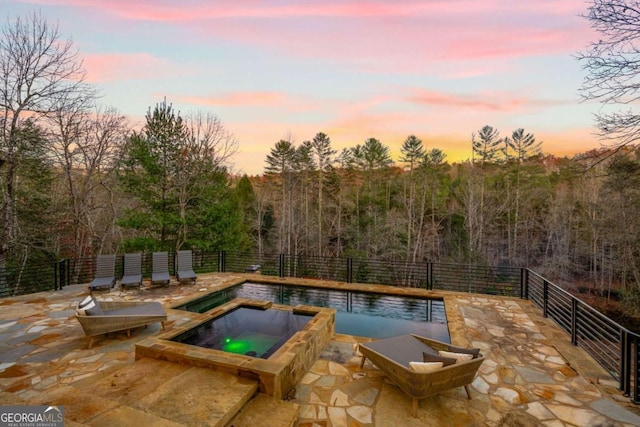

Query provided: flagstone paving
[292,295,640,426]
[0,273,640,426]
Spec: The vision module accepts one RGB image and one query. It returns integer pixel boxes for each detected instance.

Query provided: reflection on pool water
[176,282,450,342]
[170,307,312,359]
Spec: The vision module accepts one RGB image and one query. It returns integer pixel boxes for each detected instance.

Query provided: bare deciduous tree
[48,102,129,258]
[578,0,640,148]
[0,11,91,268]
[177,111,238,249]
[183,111,238,169]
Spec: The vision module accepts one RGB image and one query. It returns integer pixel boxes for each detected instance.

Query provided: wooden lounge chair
[175,250,197,284]
[151,251,171,286]
[358,334,484,417]
[88,254,116,293]
[120,253,143,289]
[75,297,167,349]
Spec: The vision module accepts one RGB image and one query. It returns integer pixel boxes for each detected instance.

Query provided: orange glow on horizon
[226,124,602,176]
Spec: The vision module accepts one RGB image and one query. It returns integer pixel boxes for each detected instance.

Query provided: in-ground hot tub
[135,298,335,399]
[171,306,313,359]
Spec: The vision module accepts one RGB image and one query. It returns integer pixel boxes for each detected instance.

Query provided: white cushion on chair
[79,296,93,308]
[438,350,473,363]
[409,361,443,373]
[77,300,95,316]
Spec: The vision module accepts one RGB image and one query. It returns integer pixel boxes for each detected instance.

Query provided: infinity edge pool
[172,278,450,342]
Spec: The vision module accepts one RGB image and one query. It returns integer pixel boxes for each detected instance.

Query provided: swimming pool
[175,281,450,342]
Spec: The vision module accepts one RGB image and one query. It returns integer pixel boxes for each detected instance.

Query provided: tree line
[2,11,640,313]
[250,129,640,312]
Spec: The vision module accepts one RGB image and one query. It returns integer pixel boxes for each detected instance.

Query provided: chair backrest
[176,250,193,270]
[152,252,169,274]
[123,253,142,276]
[95,254,115,278]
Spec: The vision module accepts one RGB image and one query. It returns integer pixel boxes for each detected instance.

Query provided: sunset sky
[3,0,603,175]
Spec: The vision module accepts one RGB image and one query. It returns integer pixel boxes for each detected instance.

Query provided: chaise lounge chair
[88,254,116,293]
[358,334,484,417]
[151,251,171,286]
[75,296,167,349]
[175,250,197,284]
[120,253,143,289]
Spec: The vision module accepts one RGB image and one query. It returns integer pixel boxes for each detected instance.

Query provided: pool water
[222,332,278,356]
[176,282,450,342]
[170,307,312,358]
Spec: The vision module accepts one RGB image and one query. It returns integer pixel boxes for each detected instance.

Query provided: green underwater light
[222,339,252,354]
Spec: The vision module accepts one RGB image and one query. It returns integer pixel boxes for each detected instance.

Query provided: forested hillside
[6,101,640,311]
[248,133,640,309]
[2,12,639,315]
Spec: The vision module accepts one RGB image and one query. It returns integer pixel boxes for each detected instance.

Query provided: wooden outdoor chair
[358,334,484,417]
[75,297,167,348]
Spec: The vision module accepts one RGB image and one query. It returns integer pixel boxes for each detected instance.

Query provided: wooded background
[2,12,640,314]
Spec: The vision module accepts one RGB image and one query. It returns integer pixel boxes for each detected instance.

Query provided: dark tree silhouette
[578,0,640,149]
[0,12,90,271]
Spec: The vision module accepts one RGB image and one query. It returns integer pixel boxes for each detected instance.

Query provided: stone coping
[178,275,491,347]
[136,297,335,399]
[168,275,451,311]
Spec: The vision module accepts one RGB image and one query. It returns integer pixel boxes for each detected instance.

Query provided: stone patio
[1,273,640,426]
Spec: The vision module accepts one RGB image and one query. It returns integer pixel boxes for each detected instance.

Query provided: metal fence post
[54,260,59,290]
[521,268,529,299]
[66,258,71,287]
[621,329,631,396]
[56,259,69,290]
[60,259,66,290]
[571,298,578,346]
[543,280,549,318]
[279,254,285,278]
[218,251,226,273]
[347,258,353,283]
[634,336,640,403]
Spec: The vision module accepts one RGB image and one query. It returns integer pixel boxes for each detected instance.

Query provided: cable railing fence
[0,260,58,298]
[1,250,638,402]
[526,271,638,402]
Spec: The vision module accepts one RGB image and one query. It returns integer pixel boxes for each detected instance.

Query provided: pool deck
[1,273,640,426]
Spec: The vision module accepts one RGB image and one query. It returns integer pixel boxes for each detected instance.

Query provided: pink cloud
[194,16,591,76]
[439,61,518,79]
[116,1,584,20]
[406,89,569,112]
[177,92,289,107]
[172,92,324,115]
[18,0,439,21]
[437,27,591,62]
[21,0,596,76]
[82,53,185,83]
[24,1,576,21]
